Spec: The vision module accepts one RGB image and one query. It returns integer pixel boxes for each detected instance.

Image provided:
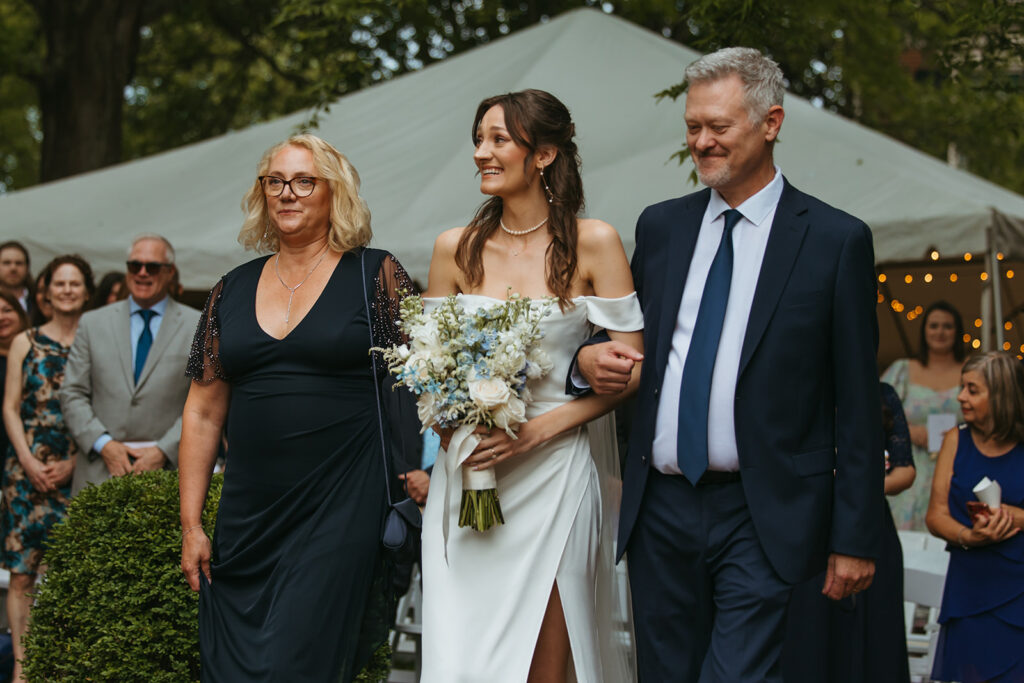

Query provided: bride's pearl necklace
[500,216,548,236]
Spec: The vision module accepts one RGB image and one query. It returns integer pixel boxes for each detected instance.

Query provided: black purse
[360,249,422,556]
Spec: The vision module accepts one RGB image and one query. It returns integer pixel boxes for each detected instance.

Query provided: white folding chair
[901,541,949,682]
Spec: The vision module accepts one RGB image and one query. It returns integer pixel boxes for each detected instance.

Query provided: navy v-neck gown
[187,249,412,682]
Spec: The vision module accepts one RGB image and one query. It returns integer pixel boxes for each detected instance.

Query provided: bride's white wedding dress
[420,293,642,683]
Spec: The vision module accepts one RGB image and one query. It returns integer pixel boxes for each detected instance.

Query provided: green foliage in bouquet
[459,488,506,531]
[21,471,391,682]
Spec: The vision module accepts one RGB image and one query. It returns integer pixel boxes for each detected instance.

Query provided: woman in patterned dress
[1,255,93,682]
[881,300,966,529]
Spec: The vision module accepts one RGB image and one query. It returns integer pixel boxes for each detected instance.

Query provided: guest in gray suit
[60,235,200,495]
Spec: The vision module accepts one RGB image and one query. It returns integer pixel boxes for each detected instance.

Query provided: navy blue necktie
[676,209,743,484]
[134,309,156,383]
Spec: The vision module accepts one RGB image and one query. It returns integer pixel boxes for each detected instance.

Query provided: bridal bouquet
[378,291,554,533]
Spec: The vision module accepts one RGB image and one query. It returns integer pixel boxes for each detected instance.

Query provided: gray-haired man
[61,235,200,494]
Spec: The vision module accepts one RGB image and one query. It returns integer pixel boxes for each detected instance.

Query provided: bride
[420,89,643,682]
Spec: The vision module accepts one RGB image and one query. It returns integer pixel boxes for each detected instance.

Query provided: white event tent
[4,8,1024,360]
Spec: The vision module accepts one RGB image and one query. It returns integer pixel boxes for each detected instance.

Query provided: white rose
[492,395,527,431]
[468,377,511,409]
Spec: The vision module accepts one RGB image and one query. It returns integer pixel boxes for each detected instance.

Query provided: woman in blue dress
[926,351,1024,682]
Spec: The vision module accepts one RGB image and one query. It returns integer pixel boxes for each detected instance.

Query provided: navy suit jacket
[618,179,884,584]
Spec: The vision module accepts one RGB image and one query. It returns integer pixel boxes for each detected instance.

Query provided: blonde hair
[962,351,1024,443]
[238,134,372,253]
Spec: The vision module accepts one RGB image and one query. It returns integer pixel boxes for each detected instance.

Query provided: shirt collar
[129,295,169,317]
[707,166,785,227]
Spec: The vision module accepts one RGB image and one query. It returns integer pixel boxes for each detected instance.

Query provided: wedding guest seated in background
[89,271,127,309]
[882,300,966,530]
[0,292,29,463]
[0,242,33,315]
[783,381,915,682]
[60,235,198,494]
[926,351,1024,683]
[0,255,93,683]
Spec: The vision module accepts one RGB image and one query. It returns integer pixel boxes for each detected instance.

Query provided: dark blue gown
[931,425,1024,683]
[187,249,413,682]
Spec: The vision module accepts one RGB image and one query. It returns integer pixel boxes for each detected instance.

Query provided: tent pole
[989,226,1005,349]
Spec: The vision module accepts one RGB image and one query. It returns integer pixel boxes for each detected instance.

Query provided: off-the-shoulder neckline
[421,292,637,303]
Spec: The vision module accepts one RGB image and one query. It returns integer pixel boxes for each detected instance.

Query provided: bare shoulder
[433,226,466,255]
[577,218,624,253]
[7,331,30,359]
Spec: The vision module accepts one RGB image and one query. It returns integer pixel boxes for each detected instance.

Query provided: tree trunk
[35,0,146,182]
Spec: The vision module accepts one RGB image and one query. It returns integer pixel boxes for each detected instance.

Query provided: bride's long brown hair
[455,89,584,307]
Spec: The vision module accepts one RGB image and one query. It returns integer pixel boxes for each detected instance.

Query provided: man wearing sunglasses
[61,234,200,494]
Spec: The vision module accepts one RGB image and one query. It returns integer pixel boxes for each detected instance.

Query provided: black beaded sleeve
[185,278,228,384]
[882,382,913,468]
[370,253,418,355]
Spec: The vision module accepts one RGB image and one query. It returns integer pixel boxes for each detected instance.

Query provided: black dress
[186,248,413,682]
[782,382,913,683]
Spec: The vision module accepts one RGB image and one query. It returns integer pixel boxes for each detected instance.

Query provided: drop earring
[540,167,554,204]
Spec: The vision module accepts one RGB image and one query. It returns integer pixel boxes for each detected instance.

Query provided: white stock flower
[417,391,438,428]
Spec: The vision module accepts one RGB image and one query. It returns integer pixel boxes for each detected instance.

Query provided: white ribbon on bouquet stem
[441,424,498,563]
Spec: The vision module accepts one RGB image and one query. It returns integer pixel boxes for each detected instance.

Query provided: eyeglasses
[126,261,172,275]
[259,176,320,197]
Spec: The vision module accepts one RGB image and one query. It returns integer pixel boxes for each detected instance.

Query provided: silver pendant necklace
[274,247,329,326]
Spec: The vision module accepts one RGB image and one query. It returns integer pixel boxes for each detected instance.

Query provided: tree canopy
[0,0,1020,194]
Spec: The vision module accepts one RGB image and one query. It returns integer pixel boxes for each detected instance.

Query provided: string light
[1004,342,1012,351]
[972,339,981,349]
[878,273,887,283]
[950,273,958,282]
[877,292,884,303]
[1006,322,1014,331]
[974,318,983,328]
[904,274,913,284]
[924,273,933,283]
[964,334,973,343]
[1019,344,1024,353]
[915,306,924,314]
[964,253,973,262]
[907,312,915,321]
[998,252,1005,260]
[930,250,940,260]
[1008,270,1015,279]
[981,272,989,281]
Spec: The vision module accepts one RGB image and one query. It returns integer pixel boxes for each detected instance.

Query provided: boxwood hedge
[21,471,389,682]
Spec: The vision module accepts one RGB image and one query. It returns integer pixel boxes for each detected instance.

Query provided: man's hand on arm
[100,440,134,477]
[821,552,875,601]
[577,341,643,395]
[129,445,168,473]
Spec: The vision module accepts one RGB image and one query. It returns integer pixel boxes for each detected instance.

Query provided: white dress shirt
[652,169,784,474]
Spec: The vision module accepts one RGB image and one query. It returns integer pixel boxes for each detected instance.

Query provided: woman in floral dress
[0,255,93,682]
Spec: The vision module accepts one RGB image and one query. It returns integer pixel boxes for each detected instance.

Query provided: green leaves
[22,471,221,681]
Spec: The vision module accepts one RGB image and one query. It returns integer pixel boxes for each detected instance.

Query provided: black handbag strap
[360,249,395,508]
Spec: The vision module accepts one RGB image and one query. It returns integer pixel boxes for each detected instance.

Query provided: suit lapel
[654,190,710,385]
[738,181,810,377]
[136,299,184,390]
[113,302,135,391]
